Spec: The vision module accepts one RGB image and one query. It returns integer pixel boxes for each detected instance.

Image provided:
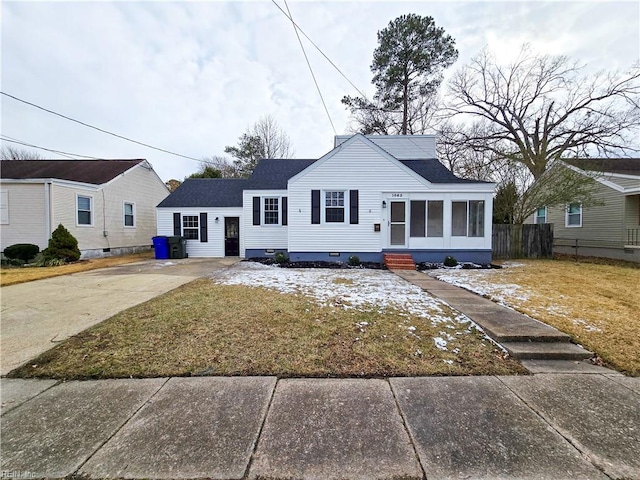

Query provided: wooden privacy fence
[492,224,554,259]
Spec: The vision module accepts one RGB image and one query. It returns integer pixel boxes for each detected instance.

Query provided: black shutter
[200,213,208,242]
[311,190,320,224]
[350,190,359,224]
[173,213,181,236]
[282,197,288,226]
[253,197,260,226]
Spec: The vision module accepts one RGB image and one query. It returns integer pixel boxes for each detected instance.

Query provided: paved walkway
[1,374,639,479]
[0,258,238,375]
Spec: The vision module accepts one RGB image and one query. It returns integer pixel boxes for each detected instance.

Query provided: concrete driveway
[0,257,238,376]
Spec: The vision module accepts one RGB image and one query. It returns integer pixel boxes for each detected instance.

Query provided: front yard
[9,263,525,379]
[432,259,640,376]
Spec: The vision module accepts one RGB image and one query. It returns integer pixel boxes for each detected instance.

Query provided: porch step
[383,253,416,270]
[501,342,593,361]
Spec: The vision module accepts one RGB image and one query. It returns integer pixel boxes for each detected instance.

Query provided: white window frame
[566,203,582,228]
[534,206,547,224]
[124,202,136,228]
[0,190,8,225]
[76,194,93,227]
[324,190,346,224]
[182,214,199,240]
[263,197,280,226]
[451,200,485,237]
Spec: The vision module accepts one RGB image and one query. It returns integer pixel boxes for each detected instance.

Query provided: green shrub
[3,243,40,263]
[1,258,25,267]
[43,224,81,262]
[444,255,458,267]
[274,251,288,264]
[347,255,361,267]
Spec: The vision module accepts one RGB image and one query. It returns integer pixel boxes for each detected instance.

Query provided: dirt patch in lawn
[0,252,154,287]
[434,259,640,376]
[8,278,525,379]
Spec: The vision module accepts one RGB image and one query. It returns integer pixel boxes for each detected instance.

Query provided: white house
[1,159,169,258]
[156,134,495,263]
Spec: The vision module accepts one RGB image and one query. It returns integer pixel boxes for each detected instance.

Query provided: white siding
[288,137,493,253]
[0,183,48,250]
[242,190,288,252]
[334,135,437,159]
[157,207,243,258]
[51,164,169,256]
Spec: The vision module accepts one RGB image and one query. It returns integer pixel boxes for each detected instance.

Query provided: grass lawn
[8,277,526,380]
[0,252,154,287]
[434,259,640,376]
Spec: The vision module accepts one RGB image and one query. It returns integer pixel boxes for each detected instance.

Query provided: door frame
[388,199,408,248]
[224,217,240,256]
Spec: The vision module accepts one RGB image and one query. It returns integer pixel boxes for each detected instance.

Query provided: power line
[1,92,202,162]
[282,0,336,135]
[270,0,369,101]
[0,135,101,159]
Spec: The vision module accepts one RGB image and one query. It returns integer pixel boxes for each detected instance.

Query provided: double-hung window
[534,207,547,224]
[264,198,279,225]
[325,191,345,223]
[124,202,135,227]
[182,215,199,239]
[566,203,582,227]
[77,195,92,226]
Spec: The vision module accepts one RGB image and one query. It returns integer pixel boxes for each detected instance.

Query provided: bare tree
[446,45,640,180]
[200,156,242,178]
[1,145,43,160]
[224,115,294,177]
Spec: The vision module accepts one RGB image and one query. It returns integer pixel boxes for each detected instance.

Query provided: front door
[389,201,407,247]
[224,217,240,256]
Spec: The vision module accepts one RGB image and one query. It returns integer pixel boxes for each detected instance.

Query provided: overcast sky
[1,0,638,182]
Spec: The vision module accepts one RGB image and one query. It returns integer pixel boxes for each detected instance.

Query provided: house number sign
[391,193,404,197]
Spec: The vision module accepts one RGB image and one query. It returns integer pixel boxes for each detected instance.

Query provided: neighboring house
[1,159,169,258]
[157,134,495,263]
[528,158,640,262]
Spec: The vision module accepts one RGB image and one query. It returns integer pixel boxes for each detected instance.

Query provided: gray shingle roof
[400,159,490,184]
[157,178,247,208]
[246,159,316,189]
[0,159,144,185]
[564,158,640,176]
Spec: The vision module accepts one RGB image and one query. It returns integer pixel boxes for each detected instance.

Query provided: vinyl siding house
[528,158,640,262]
[157,134,495,263]
[0,159,169,258]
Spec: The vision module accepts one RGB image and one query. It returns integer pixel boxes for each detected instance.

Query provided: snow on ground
[430,262,530,304]
[209,262,484,351]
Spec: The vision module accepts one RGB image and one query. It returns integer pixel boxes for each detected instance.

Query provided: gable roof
[246,159,316,189]
[157,178,247,208]
[563,158,640,177]
[0,159,144,185]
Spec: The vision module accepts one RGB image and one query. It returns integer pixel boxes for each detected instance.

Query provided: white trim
[262,196,280,226]
[565,202,583,228]
[123,201,136,228]
[534,206,547,224]
[323,189,347,224]
[76,193,94,227]
[0,190,8,225]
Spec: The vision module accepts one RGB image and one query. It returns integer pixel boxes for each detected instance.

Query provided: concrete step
[502,342,593,361]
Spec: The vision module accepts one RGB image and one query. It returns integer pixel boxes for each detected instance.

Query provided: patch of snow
[572,319,603,333]
[433,337,448,351]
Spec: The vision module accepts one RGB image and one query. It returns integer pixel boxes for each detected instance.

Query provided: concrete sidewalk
[2,374,639,480]
[0,257,238,375]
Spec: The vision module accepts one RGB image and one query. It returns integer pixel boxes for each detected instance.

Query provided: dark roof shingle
[246,159,316,189]
[399,159,489,184]
[0,159,144,185]
[157,178,247,208]
[564,158,640,176]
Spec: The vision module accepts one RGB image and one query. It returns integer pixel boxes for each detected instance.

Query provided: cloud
[2,1,638,181]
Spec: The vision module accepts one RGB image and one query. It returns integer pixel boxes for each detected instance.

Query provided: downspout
[44,181,52,246]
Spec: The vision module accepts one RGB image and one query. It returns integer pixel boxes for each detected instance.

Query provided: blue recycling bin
[152,236,170,259]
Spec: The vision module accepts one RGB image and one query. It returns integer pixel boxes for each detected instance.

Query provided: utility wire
[270,0,369,101]
[1,92,202,162]
[0,134,101,160]
[282,0,336,135]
